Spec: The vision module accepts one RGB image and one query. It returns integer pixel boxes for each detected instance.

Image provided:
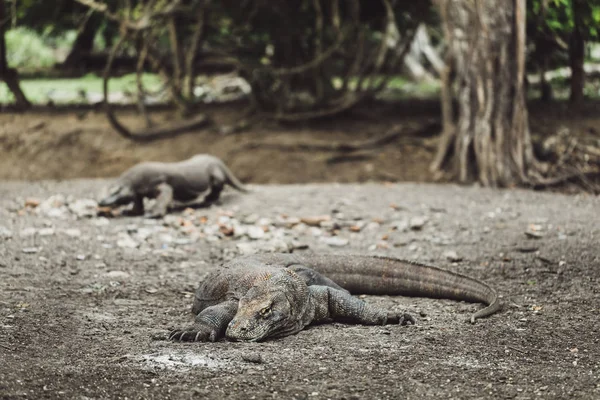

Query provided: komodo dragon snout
[99,185,135,207]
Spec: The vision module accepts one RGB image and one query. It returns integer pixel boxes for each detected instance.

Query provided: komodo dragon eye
[259,305,272,317]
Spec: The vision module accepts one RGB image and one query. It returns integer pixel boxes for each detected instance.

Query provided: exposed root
[243,123,440,153]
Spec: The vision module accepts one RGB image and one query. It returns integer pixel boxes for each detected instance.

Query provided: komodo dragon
[169,253,501,342]
[98,154,248,217]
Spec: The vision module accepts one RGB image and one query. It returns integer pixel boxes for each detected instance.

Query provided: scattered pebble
[20,227,37,237]
[409,216,428,230]
[320,236,349,247]
[246,226,266,240]
[63,228,82,238]
[116,233,139,248]
[0,226,13,238]
[525,230,544,239]
[241,353,263,364]
[443,250,463,262]
[300,215,331,227]
[68,199,98,218]
[38,228,55,236]
[105,271,130,279]
[22,247,41,254]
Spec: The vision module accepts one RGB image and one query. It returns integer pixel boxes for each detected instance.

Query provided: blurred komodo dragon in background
[98,154,249,218]
[170,253,501,343]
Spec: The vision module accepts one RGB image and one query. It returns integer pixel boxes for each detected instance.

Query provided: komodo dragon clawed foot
[169,325,221,342]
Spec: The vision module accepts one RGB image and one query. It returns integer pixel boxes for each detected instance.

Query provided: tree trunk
[63,14,102,69]
[0,0,30,108]
[569,0,585,104]
[431,0,542,186]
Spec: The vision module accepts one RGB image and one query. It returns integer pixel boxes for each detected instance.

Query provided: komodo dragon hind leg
[202,167,225,205]
[309,286,415,326]
[169,300,238,342]
[145,183,174,218]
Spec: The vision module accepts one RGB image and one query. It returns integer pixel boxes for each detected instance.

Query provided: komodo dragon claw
[169,326,220,342]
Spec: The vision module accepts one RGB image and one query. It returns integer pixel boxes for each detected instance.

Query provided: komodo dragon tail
[285,254,501,323]
[218,162,250,193]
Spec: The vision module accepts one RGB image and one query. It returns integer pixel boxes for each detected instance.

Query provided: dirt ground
[0,180,599,399]
[1,100,599,185]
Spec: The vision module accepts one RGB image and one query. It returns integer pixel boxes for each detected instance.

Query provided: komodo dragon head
[226,270,312,342]
[98,184,136,207]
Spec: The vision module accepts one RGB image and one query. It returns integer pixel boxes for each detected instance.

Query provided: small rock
[219,225,234,236]
[76,254,86,261]
[105,271,130,279]
[145,288,158,294]
[25,198,40,208]
[309,227,323,237]
[135,227,155,241]
[91,217,110,227]
[320,236,349,247]
[22,247,41,254]
[242,213,260,224]
[236,242,258,255]
[320,220,338,230]
[38,195,69,218]
[257,217,272,226]
[68,199,98,218]
[443,250,463,262]
[515,246,538,253]
[38,228,55,236]
[19,227,37,237]
[217,215,231,224]
[392,219,410,232]
[158,233,174,244]
[241,353,263,364]
[275,216,301,228]
[0,226,13,238]
[393,237,412,247]
[409,216,428,230]
[246,226,266,240]
[365,221,381,231]
[262,239,290,253]
[290,240,309,250]
[525,230,544,239]
[348,221,366,232]
[300,215,332,227]
[116,233,139,248]
[63,228,82,238]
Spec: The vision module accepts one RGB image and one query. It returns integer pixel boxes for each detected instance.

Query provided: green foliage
[0,73,161,104]
[5,28,57,69]
[529,0,600,39]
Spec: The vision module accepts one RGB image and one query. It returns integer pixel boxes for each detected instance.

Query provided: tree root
[531,168,600,193]
[242,122,440,153]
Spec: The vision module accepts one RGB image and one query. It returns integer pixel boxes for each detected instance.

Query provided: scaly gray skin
[169,253,501,343]
[98,154,248,217]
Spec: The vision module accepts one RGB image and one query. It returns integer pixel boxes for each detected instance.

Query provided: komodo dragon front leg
[145,183,174,218]
[169,300,238,342]
[309,286,415,326]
